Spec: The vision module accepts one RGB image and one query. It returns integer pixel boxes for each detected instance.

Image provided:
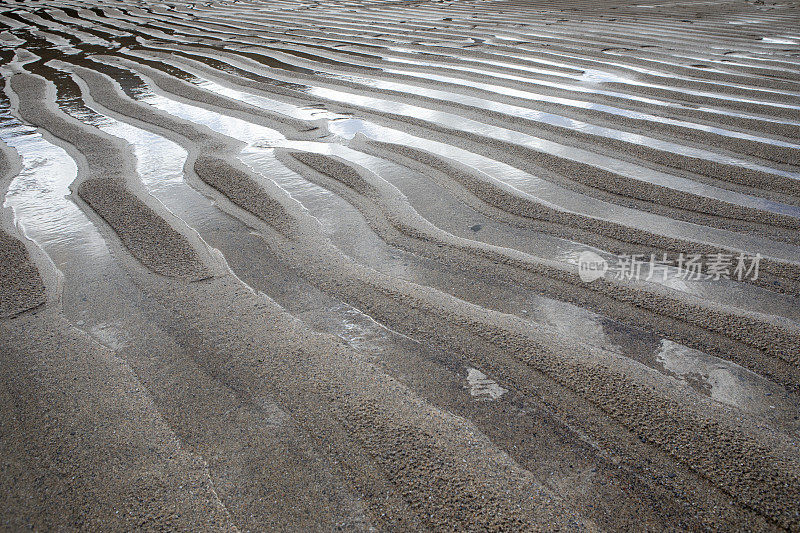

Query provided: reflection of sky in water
[311,88,800,255]
[374,49,800,124]
[378,67,800,144]
[318,95,800,253]
[98,120,187,192]
[761,37,798,44]
[461,37,800,97]
[134,86,799,414]
[195,78,800,257]
[192,52,799,217]
[142,92,285,145]
[241,145,416,279]
[655,339,800,423]
[203,41,800,132]
[2,71,796,422]
[1,115,111,266]
[326,117,369,137]
[466,368,507,400]
[528,294,800,419]
[387,52,586,80]
[310,66,800,181]
[136,81,800,319]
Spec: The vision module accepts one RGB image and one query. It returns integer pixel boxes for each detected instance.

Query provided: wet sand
[1,0,799,530]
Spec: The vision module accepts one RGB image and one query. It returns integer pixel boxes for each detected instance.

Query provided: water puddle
[120,74,800,321]
[148,53,800,215]
[761,37,799,45]
[290,41,800,115]
[0,93,142,357]
[169,64,800,219]
[654,339,799,426]
[0,108,109,268]
[465,368,507,401]
[337,113,800,257]
[141,45,800,140]
[377,44,800,127]
[305,67,800,182]
[87,320,130,350]
[527,46,800,100]
[60,81,541,415]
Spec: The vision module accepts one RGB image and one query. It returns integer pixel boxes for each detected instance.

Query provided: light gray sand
[0,309,238,531]
[2,0,800,530]
[0,144,44,317]
[0,230,44,317]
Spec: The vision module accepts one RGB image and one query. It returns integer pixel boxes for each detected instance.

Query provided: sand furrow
[58,44,685,531]
[7,71,213,280]
[40,85,784,520]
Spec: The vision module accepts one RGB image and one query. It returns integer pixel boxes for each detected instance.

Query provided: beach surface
[0,0,799,530]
